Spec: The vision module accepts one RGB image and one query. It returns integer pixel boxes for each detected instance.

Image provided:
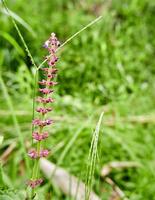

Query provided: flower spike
[28,33,60,190]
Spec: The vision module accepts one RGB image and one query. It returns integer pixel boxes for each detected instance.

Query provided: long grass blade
[37,15,103,70]
[1,0,37,69]
[85,112,104,200]
[1,7,36,37]
[0,31,24,56]
[0,74,30,174]
[2,0,39,143]
[58,16,103,50]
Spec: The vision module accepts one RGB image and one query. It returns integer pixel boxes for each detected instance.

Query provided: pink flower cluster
[28,149,49,159]
[32,119,53,127]
[36,96,54,103]
[36,107,52,114]
[39,80,57,86]
[39,88,54,94]
[28,33,60,189]
[32,132,48,141]
[27,179,43,188]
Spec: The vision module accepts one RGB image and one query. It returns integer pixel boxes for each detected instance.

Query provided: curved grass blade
[1,0,37,69]
[2,0,38,143]
[0,74,30,175]
[0,31,24,56]
[1,4,36,37]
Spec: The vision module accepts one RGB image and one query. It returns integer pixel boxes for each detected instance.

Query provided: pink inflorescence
[40,149,49,157]
[39,88,54,94]
[36,107,52,114]
[28,149,38,159]
[28,33,60,189]
[32,132,48,141]
[39,80,58,86]
[32,119,53,127]
[27,178,43,188]
[28,149,49,159]
[36,96,55,104]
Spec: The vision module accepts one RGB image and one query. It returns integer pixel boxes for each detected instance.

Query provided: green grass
[0,0,155,199]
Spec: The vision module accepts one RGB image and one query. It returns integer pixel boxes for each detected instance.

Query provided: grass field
[0,0,155,199]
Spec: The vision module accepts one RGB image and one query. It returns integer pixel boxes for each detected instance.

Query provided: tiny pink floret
[40,149,49,157]
[39,80,58,86]
[27,178,43,188]
[36,107,52,114]
[32,132,49,141]
[36,96,54,103]
[32,119,53,127]
[39,88,54,94]
[28,150,38,159]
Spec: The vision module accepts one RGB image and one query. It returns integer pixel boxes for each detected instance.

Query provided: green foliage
[1,0,155,103]
[0,188,26,200]
[0,0,155,199]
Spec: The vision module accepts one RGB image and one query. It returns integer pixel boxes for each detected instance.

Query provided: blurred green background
[0,0,155,199]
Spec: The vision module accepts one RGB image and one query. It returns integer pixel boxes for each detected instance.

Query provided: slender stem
[2,0,37,69]
[58,16,102,50]
[35,141,41,179]
[37,59,47,70]
[37,15,102,70]
[31,69,38,144]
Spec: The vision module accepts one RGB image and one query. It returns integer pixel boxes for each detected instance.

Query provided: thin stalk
[30,133,42,199]
[31,69,38,144]
[35,141,41,177]
[2,0,37,69]
[58,16,102,50]
[37,15,103,70]
[2,0,39,147]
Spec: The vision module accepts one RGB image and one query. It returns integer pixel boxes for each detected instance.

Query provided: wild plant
[1,1,103,199]
[26,33,60,198]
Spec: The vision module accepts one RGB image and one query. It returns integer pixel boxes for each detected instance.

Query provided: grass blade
[58,16,103,50]
[1,7,36,37]
[37,15,103,70]
[0,31,24,56]
[85,112,104,200]
[0,74,30,175]
[1,0,37,69]
[1,0,39,145]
